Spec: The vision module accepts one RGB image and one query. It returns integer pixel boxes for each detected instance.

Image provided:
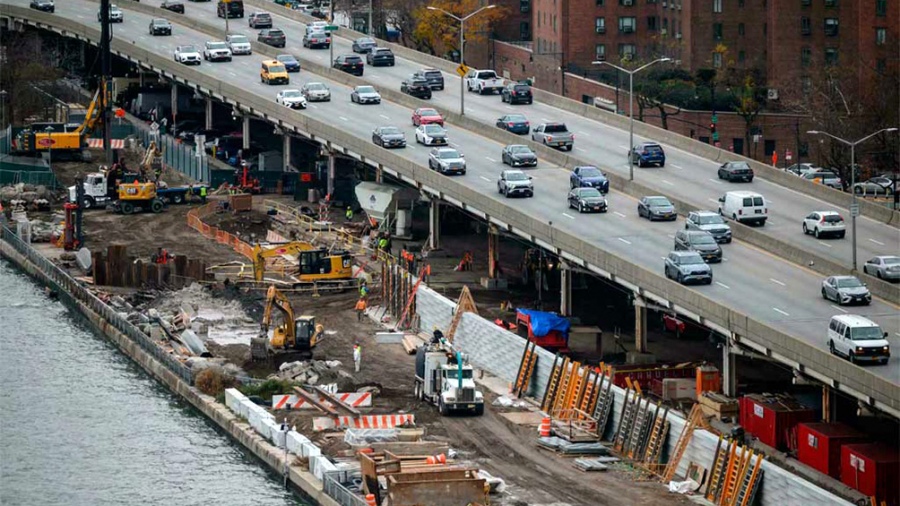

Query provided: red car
[412,107,444,127]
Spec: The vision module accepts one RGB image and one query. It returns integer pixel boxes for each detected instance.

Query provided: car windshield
[357,86,376,94]
[514,85,530,92]
[644,144,663,152]
[697,215,725,225]
[283,90,300,98]
[419,109,438,116]
[506,172,527,181]
[424,125,444,134]
[510,146,531,154]
[544,124,568,133]
[381,127,401,135]
[445,369,473,380]
[752,197,764,206]
[506,115,527,122]
[692,234,716,245]
[208,42,226,49]
[881,256,900,265]
[374,49,391,55]
[268,65,286,73]
[730,162,750,170]
[230,35,248,43]
[823,214,843,223]
[307,83,325,90]
[309,31,326,37]
[648,197,671,207]
[835,277,863,288]
[438,150,461,159]
[423,70,441,78]
[181,45,197,52]
[278,55,297,62]
[579,167,602,178]
[578,188,602,198]
[679,254,705,265]
[851,326,884,341]
[268,30,284,37]
[256,13,270,19]
[359,38,375,44]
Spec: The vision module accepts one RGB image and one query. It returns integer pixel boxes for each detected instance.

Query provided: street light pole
[593,58,672,181]
[426,4,496,117]
[807,128,899,271]
[44,126,54,173]
[368,0,373,36]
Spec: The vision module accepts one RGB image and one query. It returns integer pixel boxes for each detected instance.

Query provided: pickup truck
[464,69,504,95]
[531,122,574,151]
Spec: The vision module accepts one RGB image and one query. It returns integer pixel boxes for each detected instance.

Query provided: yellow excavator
[12,84,107,160]
[252,242,355,285]
[251,285,325,362]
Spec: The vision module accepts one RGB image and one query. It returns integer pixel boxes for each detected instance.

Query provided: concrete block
[266,418,286,446]
[479,277,508,289]
[238,398,256,419]
[375,332,404,344]
[287,431,310,455]
[626,352,657,364]
[301,442,322,458]
[225,388,247,413]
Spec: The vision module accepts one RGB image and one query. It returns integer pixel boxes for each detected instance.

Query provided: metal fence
[0,169,59,187]
[323,470,369,506]
[0,224,194,385]
[132,124,210,184]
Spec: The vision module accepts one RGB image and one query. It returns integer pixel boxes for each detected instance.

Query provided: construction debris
[537,437,610,455]
[574,458,610,472]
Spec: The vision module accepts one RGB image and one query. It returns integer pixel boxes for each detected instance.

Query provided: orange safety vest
[355,299,367,311]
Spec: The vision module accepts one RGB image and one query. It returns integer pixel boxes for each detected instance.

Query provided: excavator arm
[252,242,316,281]
[260,285,296,348]
[74,82,107,136]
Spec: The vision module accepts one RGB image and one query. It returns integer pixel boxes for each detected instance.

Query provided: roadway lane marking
[661,179,674,186]
[613,212,627,218]
[769,278,786,286]
[618,145,629,150]
[379,114,390,120]
[562,213,575,220]
[708,178,723,184]
[541,118,552,122]
[773,307,790,316]
[671,164,683,169]
[577,131,587,136]
[449,143,459,148]
[576,147,587,152]
[716,281,731,289]
[667,234,675,238]
[309,104,318,109]
[485,157,497,162]
[708,198,720,204]
[339,116,349,121]
[480,176,491,182]
[314,55,323,59]
[618,238,632,245]
[819,242,833,248]
[831,305,848,313]
[229,71,238,77]
[869,238,886,246]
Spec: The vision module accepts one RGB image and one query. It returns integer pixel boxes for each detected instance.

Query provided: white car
[225,34,252,55]
[415,124,448,146]
[351,85,381,104]
[276,89,308,110]
[203,41,232,62]
[301,82,331,102]
[827,315,890,365]
[174,45,202,65]
[802,211,846,239]
[98,4,123,22]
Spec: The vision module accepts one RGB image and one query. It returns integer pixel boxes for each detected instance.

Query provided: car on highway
[496,114,530,135]
[501,145,538,167]
[802,211,846,239]
[827,315,890,365]
[352,37,377,53]
[301,82,331,102]
[29,0,55,13]
[351,85,381,104]
[630,141,665,167]
[161,0,185,13]
[718,161,754,182]
[853,176,895,195]
[260,60,289,85]
[674,230,722,263]
[203,41,232,61]
[718,191,767,226]
[367,48,395,67]
[415,68,444,90]
[638,196,676,221]
[226,34,252,55]
[685,211,732,243]
[276,54,301,72]
[275,89,307,109]
[248,11,272,28]
[258,28,286,48]
[802,169,842,189]
[333,55,364,76]
[569,166,609,193]
[664,251,713,285]
[822,276,871,306]
[501,83,533,104]
[371,126,406,148]
[428,147,466,175]
[498,170,534,198]
[531,122,574,151]
[567,187,608,213]
[415,124,448,146]
[217,0,244,18]
[98,4,123,22]
[785,163,819,176]
[400,76,432,99]
[863,255,900,282]
[303,30,331,49]
[174,45,202,65]
[149,19,173,36]
[412,107,444,127]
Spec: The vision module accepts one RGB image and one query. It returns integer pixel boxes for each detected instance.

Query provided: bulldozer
[11,84,107,161]
[252,242,355,286]
[251,285,324,362]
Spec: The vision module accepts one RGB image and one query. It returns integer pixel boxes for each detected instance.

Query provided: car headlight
[856,347,864,353]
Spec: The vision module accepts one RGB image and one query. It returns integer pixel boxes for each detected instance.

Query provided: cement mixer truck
[414,343,484,416]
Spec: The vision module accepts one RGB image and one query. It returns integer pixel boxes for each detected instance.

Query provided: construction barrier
[186,202,255,259]
[313,414,415,431]
[539,417,552,437]
[426,453,447,465]
[272,392,373,410]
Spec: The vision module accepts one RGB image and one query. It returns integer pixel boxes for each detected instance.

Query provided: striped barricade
[313,414,415,431]
[272,392,372,410]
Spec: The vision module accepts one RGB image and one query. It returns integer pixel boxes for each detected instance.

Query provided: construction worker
[353,342,361,373]
[431,326,445,345]
[378,236,389,254]
[359,281,369,300]
[355,297,367,321]
[186,184,193,203]
[345,206,353,222]
[199,185,207,203]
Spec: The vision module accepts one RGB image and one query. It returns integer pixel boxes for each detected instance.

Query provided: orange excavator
[251,285,324,362]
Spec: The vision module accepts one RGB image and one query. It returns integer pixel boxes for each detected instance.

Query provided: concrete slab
[499,411,545,426]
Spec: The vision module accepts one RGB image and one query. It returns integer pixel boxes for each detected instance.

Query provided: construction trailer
[359,451,488,506]
[414,343,484,416]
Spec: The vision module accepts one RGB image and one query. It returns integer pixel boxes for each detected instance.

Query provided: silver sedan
[863,256,900,282]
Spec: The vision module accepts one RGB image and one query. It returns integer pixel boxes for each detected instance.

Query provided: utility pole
[100,0,112,164]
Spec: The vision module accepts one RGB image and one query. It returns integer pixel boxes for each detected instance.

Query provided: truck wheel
[121,202,134,215]
[439,399,449,416]
[151,199,164,213]
[474,404,484,416]
[172,193,184,204]
[81,196,95,209]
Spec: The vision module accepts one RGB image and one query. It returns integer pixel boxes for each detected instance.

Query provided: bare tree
[0,31,65,124]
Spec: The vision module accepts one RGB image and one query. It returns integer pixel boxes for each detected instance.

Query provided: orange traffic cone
[426,453,447,465]
[539,417,552,438]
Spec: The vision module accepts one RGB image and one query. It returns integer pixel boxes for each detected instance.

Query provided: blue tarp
[518,309,570,338]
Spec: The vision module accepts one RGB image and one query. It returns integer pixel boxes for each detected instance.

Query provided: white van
[827,315,890,365]
[718,191,767,226]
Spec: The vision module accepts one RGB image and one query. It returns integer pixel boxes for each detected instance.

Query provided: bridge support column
[170,86,179,136]
[428,199,441,250]
[241,115,250,151]
[488,225,499,279]
[283,135,292,171]
[204,98,213,130]
[326,150,336,198]
[822,386,838,423]
[634,296,648,353]
[560,261,572,317]
[722,341,736,397]
[375,164,383,183]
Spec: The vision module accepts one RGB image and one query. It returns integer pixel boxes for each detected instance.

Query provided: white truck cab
[69,172,115,209]
[415,343,484,415]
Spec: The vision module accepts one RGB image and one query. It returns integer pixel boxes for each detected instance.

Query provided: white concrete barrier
[301,442,322,459]
[225,388,247,413]
[262,417,281,443]
[309,454,337,481]
[239,398,256,419]
[287,431,310,455]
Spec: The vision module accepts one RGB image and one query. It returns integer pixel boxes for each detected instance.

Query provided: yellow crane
[251,285,324,361]
[252,242,355,285]
[12,84,107,159]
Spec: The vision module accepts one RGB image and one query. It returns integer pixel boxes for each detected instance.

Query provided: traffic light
[710,123,719,142]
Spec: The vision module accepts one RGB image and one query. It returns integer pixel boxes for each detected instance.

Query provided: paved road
[17,0,899,386]
[174,0,897,272]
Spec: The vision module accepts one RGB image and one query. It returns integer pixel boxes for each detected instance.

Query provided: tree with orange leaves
[412,0,506,58]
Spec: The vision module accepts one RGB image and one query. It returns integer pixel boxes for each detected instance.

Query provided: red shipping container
[840,443,900,506]
[739,394,817,451]
[797,422,868,479]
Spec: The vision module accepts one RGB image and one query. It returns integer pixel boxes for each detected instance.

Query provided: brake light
[508,122,514,127]
[511,91,516,96]
[738,209,743,215]
[548,136,553,142]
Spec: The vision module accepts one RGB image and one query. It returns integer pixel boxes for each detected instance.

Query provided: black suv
[366,48,394,67]
[401,76,432,99]
[161,0,184,12]
[674,230,723,263]
[248,12,272,28]
[258,29,286,47]
[333,55,364,76]
[415,68,444,90]
[501,83,533,104]
[149,18,173,35]
[717,161,754,182]
[30,0,55,12]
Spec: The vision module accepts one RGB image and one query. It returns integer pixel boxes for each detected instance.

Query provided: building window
[738,50,745,63]
[619,43,636,59]
[739,0,744,6]
[801,46,811,66]
[647,0,657,3]
[764,23,767,35]
[520,21,530,39]
[647,16,658,31]
[713,23,723,39]
[738,23,745,36]
[520,0,530,13]
[876,59,886,73]
[713,0,722,12]
[713,52,723,68]
[619,16,636,33]
[824,0,837,6]
[553,14,557,33]
[663,18,668,33]
[619,0,634,5]
[801,76,811,93]
[595,44,607,60]
[596,0,604,5]
[595,17,606,33]
[876,28,886,45]
[825,18,839,36]
[801,0,811,5]
[876,0,887,17]
[825,48,839,65]
[800,17,811,35]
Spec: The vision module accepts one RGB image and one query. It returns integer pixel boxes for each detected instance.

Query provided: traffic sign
[37,138,55,147]
[150,121,160,132]
[115,108,125,118]
[785,149,792,161]
[850,203,860,217]
[456,64,470,77]
[711,114,718,124]
[324,25,338,32]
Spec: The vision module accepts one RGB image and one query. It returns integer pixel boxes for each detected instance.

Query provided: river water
[0,261,307,506]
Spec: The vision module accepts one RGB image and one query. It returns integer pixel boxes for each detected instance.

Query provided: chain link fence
[323,470,368,506]
[131,122,210,184]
